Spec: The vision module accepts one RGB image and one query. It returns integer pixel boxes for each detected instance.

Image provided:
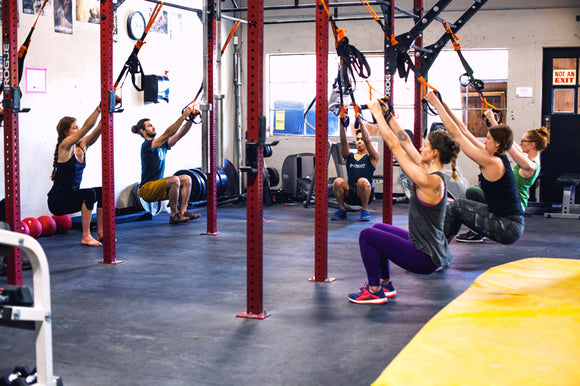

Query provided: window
[552,57,578,114]
[269,49,509,138]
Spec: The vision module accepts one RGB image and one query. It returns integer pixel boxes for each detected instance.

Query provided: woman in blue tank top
[347,99,460,304]
[425,92,524,245]
[47,105,103,246]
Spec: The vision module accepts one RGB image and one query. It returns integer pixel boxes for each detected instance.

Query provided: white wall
[247,1,580,188]
[1,0,237,218]
[3,1,580,217]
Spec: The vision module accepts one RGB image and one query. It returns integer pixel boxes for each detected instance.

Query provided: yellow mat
[373,258,580,386]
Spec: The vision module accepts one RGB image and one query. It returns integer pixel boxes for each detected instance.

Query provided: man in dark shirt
[132,107,200,224]
[331,120,379,221]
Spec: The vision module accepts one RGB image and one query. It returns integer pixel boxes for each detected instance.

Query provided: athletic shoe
[348,283,387,304]
[331,209,347,221]
[360,210,371,221]
[169,213,189,224]
[456,230,484,243]
[383,281,397,298]
[181,211,201,221]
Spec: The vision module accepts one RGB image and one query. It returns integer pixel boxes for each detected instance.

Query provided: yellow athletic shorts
[139,178,169,202]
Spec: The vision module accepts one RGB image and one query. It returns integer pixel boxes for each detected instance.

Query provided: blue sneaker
[382,281,397,298]
[348,283,387,304]
[331,209,347,220]
[360,210,370,221]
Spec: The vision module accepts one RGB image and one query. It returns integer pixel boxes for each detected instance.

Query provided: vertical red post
[237,0,268,319]
[203,0,219,236]
[99,0,121,264]
[309,1,334,283]
[2,0,23,285]
[413,0,424,149]
[382,0,395,225]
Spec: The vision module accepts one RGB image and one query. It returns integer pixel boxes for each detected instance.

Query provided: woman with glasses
[425,92,524,245]
[456,111,550,243]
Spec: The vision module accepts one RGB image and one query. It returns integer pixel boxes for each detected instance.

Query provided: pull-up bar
[144,0,201,16]
[143,0,248,24]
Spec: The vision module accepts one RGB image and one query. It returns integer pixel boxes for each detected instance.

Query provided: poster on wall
[76,0,99,24]
[150,9,168,35]
[26,67,47,93]
[23,0,49,15]
[54,0,73,34]
[168,12,183,41]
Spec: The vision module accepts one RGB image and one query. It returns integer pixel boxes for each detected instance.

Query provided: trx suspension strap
[417,0,489,76]
[442,20,502,125]
[183,19,242,122]
[113,2,164,111]
[319,0,370,129]
[381,0,452,76]
[0,0,49,91]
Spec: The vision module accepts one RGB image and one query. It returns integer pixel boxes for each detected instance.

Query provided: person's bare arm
[151,107,192,149]
[440,99,484,150]
[59,105,101,151]
[424,92,498,170]
[359,121,379,167]
[383,114,422,166]
[508,143,537,177]
[369,100,435,189]
[168,120,193,148]
[338,119,350,162]
[81,121,102,149]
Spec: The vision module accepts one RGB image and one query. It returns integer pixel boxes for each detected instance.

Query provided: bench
[545,173,580,219]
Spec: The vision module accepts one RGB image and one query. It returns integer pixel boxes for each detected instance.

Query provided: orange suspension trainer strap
[442,20,502,124]
[113,2,164,107]
[183,19,242,122]
[0,0,49,91]
[319,0,370,128]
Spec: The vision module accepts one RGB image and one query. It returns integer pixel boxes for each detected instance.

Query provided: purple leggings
[358,223,439,286]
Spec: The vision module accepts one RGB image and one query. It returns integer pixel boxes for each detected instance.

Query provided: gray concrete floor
[1,199,579,385]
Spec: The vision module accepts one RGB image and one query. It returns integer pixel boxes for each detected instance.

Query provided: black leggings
[48,187,102,216]
[444,198,524,245]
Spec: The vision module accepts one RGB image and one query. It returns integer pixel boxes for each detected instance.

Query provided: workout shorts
[345,183,375,206]
[139,178,169,202]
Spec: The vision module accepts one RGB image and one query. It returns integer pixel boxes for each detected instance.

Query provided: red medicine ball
[19,221,30,235]
[22,217,42,239]
[38,215,57,237]
[52,214,72,234]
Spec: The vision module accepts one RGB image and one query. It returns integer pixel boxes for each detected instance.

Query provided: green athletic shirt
[513,159,540,211]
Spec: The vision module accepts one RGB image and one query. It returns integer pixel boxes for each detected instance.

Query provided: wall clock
[127,11,146,40]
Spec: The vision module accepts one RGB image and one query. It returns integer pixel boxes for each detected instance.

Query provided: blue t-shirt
[140,140,169,186]
[346,153,375,186]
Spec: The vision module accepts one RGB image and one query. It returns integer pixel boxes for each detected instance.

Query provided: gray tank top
[408,172,452,267]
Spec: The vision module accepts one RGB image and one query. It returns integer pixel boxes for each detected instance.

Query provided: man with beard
[132,107,200,224]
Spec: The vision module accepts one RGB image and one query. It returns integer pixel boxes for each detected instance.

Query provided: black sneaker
[456,230,484,243]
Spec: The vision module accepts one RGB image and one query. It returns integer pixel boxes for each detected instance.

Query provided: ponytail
[51,117,76,180]
[132,118,150,136]
[527,126,550,151]
[428,131,460,181]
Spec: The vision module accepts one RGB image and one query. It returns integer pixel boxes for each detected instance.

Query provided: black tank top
[48,152,86,196]
[346,153,375,185]
[479,154,523,218]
